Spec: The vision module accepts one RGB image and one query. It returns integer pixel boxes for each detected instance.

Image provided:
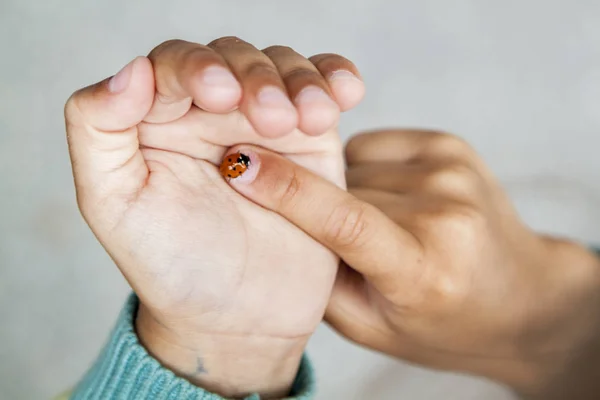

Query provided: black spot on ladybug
[237,153,250,166]
[227,174,232,177]
[232,167,237,171]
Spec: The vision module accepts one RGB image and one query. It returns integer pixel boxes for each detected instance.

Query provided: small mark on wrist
[195,357,207,375]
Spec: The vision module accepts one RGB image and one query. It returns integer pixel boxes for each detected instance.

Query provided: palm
[107,106,344,337]
[67,42,364,342]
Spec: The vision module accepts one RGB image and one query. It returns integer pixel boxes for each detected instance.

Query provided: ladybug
[220,152,251,179]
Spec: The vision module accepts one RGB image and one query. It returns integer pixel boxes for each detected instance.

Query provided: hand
[64,37,364,397]
[225,130,600,399]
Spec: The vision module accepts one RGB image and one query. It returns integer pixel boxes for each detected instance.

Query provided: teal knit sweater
[66,295,315,400]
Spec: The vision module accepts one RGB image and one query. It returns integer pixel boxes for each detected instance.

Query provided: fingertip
[66,56,153,189]
[220,146,298,207]
[252,113,298,139]
[344,131,370,164]
[220,147,262,186]
[250,110,299,138]
[127,56,156,103]
[193,65,242,112]
[220,146,281,210]
[296,107,339,136]
[111,56,155,127]
[294,86,340,136]
[68,56,155,131]
[246,86,299,138]
[328,70,365,111]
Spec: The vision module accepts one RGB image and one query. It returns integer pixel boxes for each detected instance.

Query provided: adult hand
[226,130,600,399]
[64,37,364,398]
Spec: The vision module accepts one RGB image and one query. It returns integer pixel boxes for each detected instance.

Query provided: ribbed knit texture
[68,294,315,400]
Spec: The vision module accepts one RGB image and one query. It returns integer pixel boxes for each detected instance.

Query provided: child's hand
[64,37,364,398]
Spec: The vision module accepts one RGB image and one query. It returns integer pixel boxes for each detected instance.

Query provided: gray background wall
[2,1,600,399]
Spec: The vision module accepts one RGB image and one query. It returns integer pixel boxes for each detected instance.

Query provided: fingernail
[294,85,337,107]
[201,66,241,89]
[256,86,294,109]
[220,150,260,184]
[108,59,136,93]
[328,70,362,83]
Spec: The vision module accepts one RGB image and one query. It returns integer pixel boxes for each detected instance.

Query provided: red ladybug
[220,152,251,179]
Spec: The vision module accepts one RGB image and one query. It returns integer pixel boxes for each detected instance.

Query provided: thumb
[64,56,155,200]
[224,146,423,295]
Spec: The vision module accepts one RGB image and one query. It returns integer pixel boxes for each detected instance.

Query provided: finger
[345,129,438,165]
[347,162,427,193]
[347,161,482,205]
[145,39,242,123]
[263,45,339,136]
[348,187,422,233]
[64,56,154,200]
[223,145,423,296]
[345,129,473,166]
[309,53,365,112]
[209,37,298,138]
[137,104,345,185]
[324,262,387,348]
[347,187,407,214]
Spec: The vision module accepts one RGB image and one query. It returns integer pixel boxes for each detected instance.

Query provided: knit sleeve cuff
[69,294,315,400]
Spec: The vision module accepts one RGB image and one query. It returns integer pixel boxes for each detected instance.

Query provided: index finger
[144,39,243,123]
[226,145,424,296]
[345,129,441,166]
[345,129,483,166]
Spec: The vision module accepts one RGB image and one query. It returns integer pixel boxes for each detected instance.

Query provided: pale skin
[65,37,364,398]
[65,38,600,400]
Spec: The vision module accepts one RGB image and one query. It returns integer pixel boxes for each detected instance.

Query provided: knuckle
[208,35,244,48]
[426,132,474,158]
[428,272,469,308]
[262,45,294,55]
[243,61,279,79]
[344,132,370,159]
[148,39,186,59]
[422,164,478,194]
[422,205,484,243]
[64,93,77,120]
[323,201,369,248]
[64,90,85,124]
[181,46,216,65]
[309,52,343,66]
[276,169,301,210]
[448,205,485,232]
[430,131,466,147]
[281,66,319,82]
[151,40,215,68]
[159,38,185,48]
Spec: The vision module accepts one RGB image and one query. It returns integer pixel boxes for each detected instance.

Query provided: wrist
[135,303,308,398]
[513,237,600,398]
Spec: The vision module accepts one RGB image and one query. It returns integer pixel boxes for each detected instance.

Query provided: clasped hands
[65,37,600,399]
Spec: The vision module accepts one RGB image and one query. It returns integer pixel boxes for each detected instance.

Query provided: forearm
[516,244,600,400]
[519,339,600,400]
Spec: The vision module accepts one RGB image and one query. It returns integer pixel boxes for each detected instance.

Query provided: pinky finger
[309,53,365,111]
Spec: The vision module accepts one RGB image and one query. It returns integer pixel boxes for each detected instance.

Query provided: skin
[64,37,364,398]
[65,36,600,399]
[227,130,600,400]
